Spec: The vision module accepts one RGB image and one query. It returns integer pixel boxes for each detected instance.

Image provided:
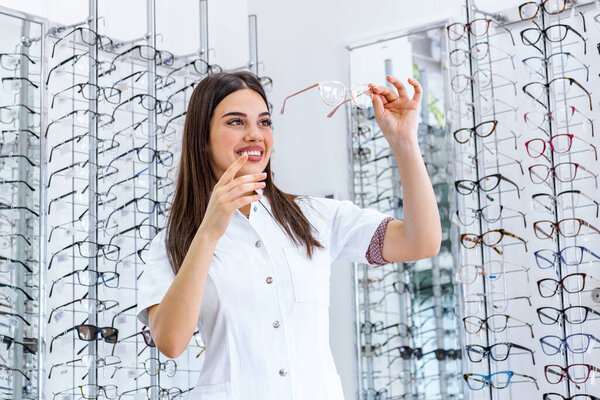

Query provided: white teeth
[238,150,262,156]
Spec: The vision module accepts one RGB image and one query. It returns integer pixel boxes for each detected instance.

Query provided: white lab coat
[137,188,390,399]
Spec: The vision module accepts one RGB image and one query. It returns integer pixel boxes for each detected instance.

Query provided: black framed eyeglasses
[465,342,535,364]
[111,44,174,68]
[51,82,122,108]
[521,23,587,54]
[50,323,119,353]
[166,58,222,82]
[463,314,534,338]
[0,334,37,354]
[47,240,120,270]
[532,189,599,218]
[47,298,119,324]
[455,173,521,199]
[46,52,115,85]
[45,109,115,138]
[1,76,39,91]
[51,27,115,58]
[0,52,36,71]
[523,77,592,110]
[49,268,119,298]
[537,306,600,325]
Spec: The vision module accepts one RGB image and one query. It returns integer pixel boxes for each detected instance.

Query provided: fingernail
[261,172,267,176]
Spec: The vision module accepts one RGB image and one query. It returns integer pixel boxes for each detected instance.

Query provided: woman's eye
[260,119,272,127]
[228,119,243,126]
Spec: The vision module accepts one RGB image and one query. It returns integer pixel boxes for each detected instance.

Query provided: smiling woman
[136,71,440,399]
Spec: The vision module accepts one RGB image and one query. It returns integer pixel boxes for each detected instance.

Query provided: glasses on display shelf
[386,346,424,366]
[48,354,121,379]
[105,142,174,172]
[455,173,521,199]
[48,209,119,242]
[0,282,34,301]
[0,52,36,71]
[157,111,186,141]
[47,160,118,188]
[46,52,115,85]
[528,162,598,188]
[463,371,539,390]
[525,134,597,162]
[0,202,39,218]
[51,82,122,108]
[166,80,200,104]
[1,77,39,92]
[0,128,40,143]
[0,104,38,125]
[459,229,528,254]
[463,314,535,338]
[103,195,168,229]
[118,328,155,347]
[518,0,576,20]
[524,106,594,136]
[534,245,600,269]
[114,241,149,268]
[457,261,530,284]
[452,120,498,144]
[523,77,592,111]
[446,19,516,45]
[455,205,526,228]
[110,93,174,119]
[537,306,600,325]
[108,69,175,95]
[0,233,33,250]
[543,394,600,400]
[165,58,223,82]
[50,26,115,58]
[426,348,461,361]
[0,334,37,354]
[537,273,600,298]
[47,297,119,324]
[141,357,177,377]
[545,363,600,385]
[51,384,117,400]
[521,23,588,54]
[108,220,161,247]
[360,320,413,337]
[0,309,31,326]
[522,52,590,81]
[111,44,175,68]
[48,269,119,298]
[532,190,599,218]
[280,81,373,118]
[105,171,174,197]
[540,333,600,356]
[449,41,516,69]
[465,293,532,314]
[0,153,38,168]
[49,323,118,353]
[533,218,600,240]
[47,240,120,270]
[465,342,536,364]
[0,364,30,381]
[45,109,115,138]
[450,69,517,95]
[118,385,182,400]
[0,178,35,193]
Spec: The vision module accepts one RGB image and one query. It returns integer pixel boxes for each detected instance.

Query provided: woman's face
[208,88,273,180]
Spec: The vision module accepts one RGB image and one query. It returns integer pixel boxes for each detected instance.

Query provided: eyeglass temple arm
[280,83,319,114]
[513,372,539,390]
[327,97,353,118]
[509,315,534,338]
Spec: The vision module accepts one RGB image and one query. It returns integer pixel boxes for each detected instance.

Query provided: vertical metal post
[13,18,33,400]
[248,14,258,75]
[87,0,99,390]
[147,1,160,398]
[199,0,209,64]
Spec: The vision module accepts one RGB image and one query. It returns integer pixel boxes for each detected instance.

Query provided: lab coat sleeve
[326,198,393,265]
[136,230,175,326]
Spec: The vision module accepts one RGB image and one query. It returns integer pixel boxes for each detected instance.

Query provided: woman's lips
[236,151,264,162]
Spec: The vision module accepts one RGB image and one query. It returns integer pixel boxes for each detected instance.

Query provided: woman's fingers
[215,153,248,188]
[372,85,399,104]
[407,77,423,104]
[223,172,267,194]
[372,92,385,117]
[386,75,410,99]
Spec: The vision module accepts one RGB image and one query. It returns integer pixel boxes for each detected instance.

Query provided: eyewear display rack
[0,9,44,400]
[351,27,461,400]
[0,1,265,400]
[447,0,600,399]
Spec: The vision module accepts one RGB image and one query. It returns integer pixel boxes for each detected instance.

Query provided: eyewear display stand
[0,1,265,399]
[448,0,600,399]
[0,7,43,400]
[350,25,461,400]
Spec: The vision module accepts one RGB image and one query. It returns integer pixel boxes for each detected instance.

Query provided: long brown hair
[166,71,323,274]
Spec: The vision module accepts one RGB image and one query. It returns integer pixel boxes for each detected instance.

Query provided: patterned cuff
[365,217,394,266]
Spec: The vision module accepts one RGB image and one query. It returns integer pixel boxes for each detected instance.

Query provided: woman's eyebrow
[221,111,271,118]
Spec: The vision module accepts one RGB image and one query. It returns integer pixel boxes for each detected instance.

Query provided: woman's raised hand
[198,154,266,241]
[371,75,423,146]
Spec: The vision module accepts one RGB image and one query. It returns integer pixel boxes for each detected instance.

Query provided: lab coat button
[266,276,273,284]
[255,240,262,248]
[279,369,287,377]
[253,205,258,212]
[273,320,280,328]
